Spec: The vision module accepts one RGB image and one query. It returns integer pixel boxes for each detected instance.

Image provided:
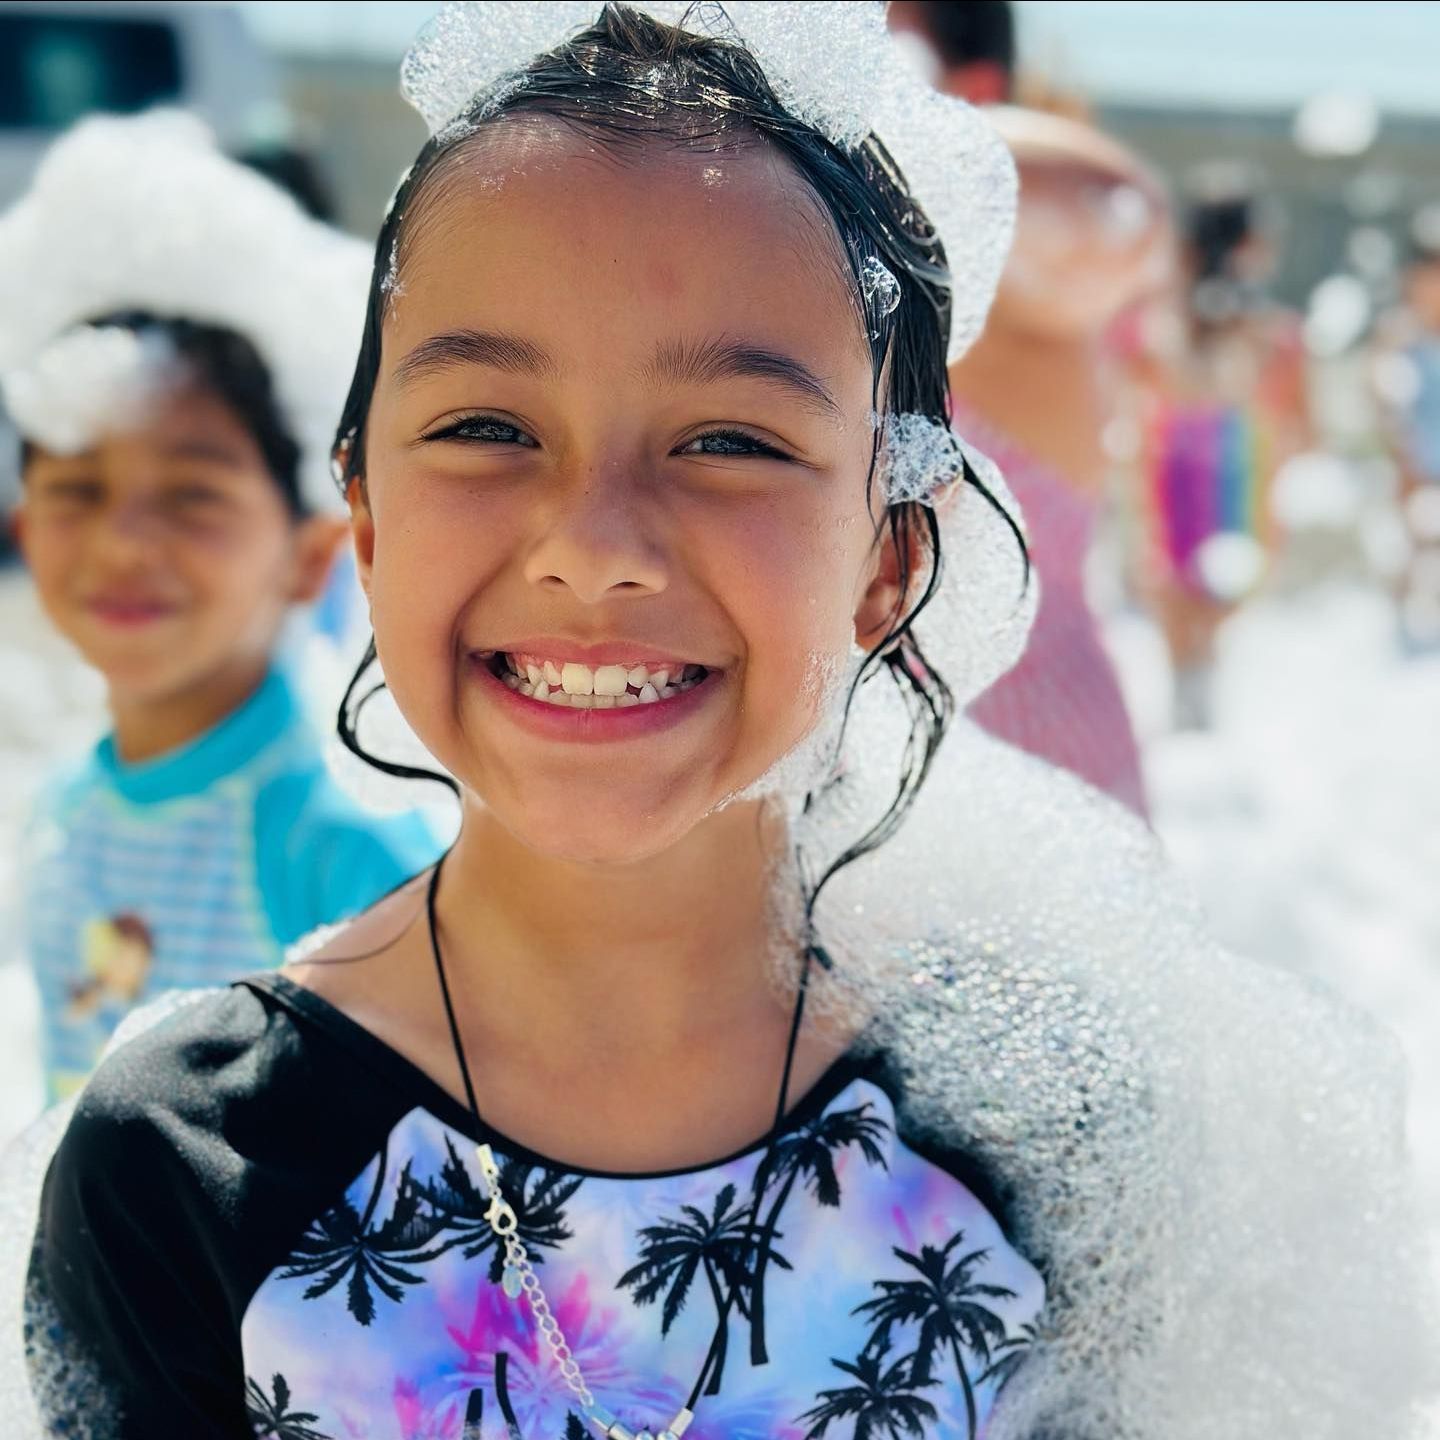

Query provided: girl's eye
[424,414,539,447]
[679,428,791,460]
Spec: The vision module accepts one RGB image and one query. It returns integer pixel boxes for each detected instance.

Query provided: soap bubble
[1293,90,1381,158]
[1304,273,1372,358]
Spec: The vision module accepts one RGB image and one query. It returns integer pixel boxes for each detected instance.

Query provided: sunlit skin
[1406,259,1440,333]
[292,124,912,1171]
[13,383,345,761]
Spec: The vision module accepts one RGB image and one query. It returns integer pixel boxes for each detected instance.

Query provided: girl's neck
[438,794,792,1051]
[109,653,272,764]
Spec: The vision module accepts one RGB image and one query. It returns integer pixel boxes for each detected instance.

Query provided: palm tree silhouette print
[420,1136,582,1283]
[487,1353,590,1439]
[616,1181,788,1394]
[978,1320,1039,1394]
[853,1232,1018,1439]
[798,1348,939,1440]
[279,1143,451,1325]
[245,1373,331,1440]
[749,1102,889,1364]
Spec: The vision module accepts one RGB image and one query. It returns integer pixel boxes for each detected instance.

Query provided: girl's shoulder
[47,976,422,1284]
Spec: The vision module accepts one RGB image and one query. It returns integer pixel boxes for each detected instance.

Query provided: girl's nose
[522,463,669,605]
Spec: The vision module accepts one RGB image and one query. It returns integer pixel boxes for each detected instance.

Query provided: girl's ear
[346,476,375,600]
[853,516,909,653]
[288,515,350,604]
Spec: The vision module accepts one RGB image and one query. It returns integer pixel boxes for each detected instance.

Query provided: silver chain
[477,1143,695,1439]
[477,1144,597,1410]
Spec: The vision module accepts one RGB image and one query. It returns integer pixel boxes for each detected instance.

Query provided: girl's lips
[470,653,719,742]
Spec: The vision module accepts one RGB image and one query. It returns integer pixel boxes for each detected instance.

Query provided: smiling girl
[15,7,1435,1440]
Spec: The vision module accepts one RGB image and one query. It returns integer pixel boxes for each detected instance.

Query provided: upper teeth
[500,655,705,707]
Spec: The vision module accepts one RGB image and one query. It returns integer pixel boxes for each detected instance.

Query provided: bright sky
[233,0,1440,116]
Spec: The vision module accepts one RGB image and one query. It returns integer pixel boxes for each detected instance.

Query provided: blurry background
[0,1,1435,1247]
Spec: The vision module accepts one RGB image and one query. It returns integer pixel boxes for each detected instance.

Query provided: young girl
[0,114,440,1099]
[12,7,1434,1440]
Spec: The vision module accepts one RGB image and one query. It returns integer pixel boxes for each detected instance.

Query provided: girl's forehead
[387,126,870,383]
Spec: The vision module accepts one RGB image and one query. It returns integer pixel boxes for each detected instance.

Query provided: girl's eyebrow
[644,336,840,419]
[395,328,557,387]
[395,326,839,419]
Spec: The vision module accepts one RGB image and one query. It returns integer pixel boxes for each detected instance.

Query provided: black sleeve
[37,1051,252,1439]
[30,979,427,1440]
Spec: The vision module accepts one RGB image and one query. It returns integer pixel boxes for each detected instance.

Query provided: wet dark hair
[908,0,1016,85]
[19,310,306,517]
[334,2,1026,921]
[1186,196,1255,283]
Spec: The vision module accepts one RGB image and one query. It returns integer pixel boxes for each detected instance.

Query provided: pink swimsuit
[957,409,1149,818]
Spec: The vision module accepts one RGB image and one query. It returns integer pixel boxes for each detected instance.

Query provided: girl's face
[17,382,336,708]
[356,126,903,865]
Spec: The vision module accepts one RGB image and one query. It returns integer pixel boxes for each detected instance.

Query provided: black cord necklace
[424,854,813,1440]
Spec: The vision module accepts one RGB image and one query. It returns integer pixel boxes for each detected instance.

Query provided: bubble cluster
[399,1,1016,362]
[0,111,371,514]
[782,709,1439,1440]
[3,327,181,458]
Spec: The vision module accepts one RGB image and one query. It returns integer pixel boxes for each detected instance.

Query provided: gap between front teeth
[500,657,705,707]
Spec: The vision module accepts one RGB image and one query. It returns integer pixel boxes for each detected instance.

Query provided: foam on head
[3,326,182,458]
[400,1,1016,364]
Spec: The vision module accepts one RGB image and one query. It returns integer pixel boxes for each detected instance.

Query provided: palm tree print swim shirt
[31,973,1045,1439]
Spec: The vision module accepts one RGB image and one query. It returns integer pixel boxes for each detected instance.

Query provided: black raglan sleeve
[28,978,427,1440]
[34,1029,256,1439]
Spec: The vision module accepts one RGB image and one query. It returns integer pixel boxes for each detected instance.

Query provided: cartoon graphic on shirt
[64,912,155,1024]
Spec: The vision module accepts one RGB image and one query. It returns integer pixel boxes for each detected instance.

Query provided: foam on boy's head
[0,110,371,516]
[11,314,308,516]
[5,326,182,459]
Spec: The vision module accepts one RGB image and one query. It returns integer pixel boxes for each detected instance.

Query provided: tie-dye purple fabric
[242,1079,1044,1440]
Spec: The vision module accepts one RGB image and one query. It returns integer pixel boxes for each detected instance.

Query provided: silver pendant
[501,1260,523,1298]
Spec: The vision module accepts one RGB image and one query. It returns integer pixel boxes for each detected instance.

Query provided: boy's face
[14,382,315,709]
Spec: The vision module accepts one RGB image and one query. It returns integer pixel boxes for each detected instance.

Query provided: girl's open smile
[472,645,721,740]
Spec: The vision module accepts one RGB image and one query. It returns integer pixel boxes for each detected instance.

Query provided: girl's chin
[459,774,708,860]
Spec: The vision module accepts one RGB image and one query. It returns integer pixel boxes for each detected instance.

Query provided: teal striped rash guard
[21,667,441,1101]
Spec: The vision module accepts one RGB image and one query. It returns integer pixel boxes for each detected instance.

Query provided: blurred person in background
[1373,203,1440,646]
[0,113,440,1102]
[1122,163,1312,725]
[890,0,1168,816]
